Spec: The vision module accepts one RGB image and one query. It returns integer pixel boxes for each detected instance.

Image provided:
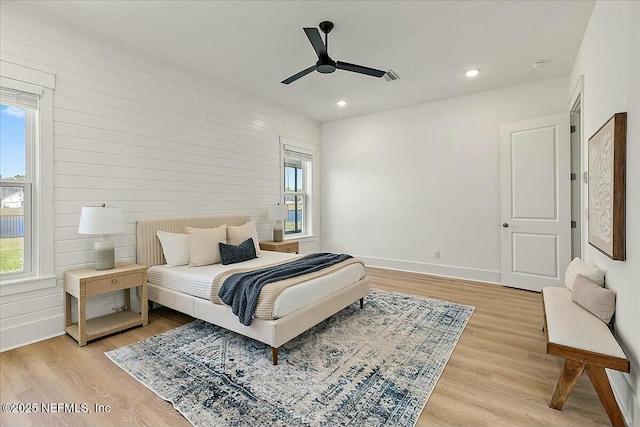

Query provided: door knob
[502,223,509,228]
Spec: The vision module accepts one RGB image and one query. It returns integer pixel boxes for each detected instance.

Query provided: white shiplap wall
[0,5,321,351]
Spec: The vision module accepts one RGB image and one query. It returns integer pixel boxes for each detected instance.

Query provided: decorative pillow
[571,274,616,324]
[219,238,257,265]
[227,221,261,255]
[564,257,605,290]
[156,231,190,267]
[186,225,227,266]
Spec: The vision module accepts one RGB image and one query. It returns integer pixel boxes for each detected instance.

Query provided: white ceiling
[7,1,594,123]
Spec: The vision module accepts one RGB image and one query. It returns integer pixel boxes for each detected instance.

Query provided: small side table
[259,240,299,254]
[64,263,148,346]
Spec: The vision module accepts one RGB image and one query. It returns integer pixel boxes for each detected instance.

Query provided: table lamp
[78,204,125,270]
[267,203,288,242]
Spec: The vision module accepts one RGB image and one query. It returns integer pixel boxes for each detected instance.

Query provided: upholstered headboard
[136,216,250,267]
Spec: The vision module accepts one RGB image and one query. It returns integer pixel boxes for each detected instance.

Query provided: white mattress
[147,251,366,319]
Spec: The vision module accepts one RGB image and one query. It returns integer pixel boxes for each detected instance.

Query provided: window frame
[0,63,55,296]
[280,139,314,240]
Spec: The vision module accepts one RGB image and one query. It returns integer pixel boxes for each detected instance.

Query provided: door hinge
[571,173,576,181]
[583,171,589,184]
[571,125,576,133]
[571,220,577,228]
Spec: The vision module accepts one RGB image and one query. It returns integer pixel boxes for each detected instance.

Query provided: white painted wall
[0,6,321,351]
[322,76,568,283]
[570,1,640,424]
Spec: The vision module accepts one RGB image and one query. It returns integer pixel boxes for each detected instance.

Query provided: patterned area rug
[106,289,474,426]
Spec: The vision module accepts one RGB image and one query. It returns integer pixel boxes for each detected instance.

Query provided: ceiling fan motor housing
[316,55,337,74]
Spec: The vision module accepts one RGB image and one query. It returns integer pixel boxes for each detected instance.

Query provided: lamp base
[273,220,284,242]
[94,236,115,270]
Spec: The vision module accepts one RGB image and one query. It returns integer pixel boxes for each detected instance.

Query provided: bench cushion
[543,287,625,359]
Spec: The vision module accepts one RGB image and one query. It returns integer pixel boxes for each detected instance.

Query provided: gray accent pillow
[571,274,616,324]
[219,238,257,265]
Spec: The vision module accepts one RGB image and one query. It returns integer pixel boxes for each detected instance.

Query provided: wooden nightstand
[64,263,148,346]
[259,240,299,254]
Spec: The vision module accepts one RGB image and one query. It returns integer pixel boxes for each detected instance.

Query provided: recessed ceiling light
[336,100,347,107]
[465,69,480,78]
[532,61,546,69]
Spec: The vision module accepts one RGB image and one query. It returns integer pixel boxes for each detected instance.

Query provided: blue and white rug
[106,289,474,426]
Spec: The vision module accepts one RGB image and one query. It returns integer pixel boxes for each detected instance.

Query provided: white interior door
[500,114,570,291]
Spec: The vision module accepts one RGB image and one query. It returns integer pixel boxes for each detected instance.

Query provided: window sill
[284,234,316,242]
[0,275,57,297]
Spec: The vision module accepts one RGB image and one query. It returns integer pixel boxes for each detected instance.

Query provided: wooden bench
[542,287,630,427]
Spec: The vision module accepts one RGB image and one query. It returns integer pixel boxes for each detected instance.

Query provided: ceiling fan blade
[337,61,386,78]
[281,65,317,84]
[304,27,327,57]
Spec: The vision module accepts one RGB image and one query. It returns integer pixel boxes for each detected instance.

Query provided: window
[0,89,37,278]
[282,144,313,237]
[284,159,304,234]
[0,64,55,294]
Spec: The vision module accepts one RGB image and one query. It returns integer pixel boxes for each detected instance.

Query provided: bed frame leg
[271,347,279,365]
[359,297,364,309]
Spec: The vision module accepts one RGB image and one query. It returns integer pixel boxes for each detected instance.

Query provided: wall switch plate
[435,250,440,258]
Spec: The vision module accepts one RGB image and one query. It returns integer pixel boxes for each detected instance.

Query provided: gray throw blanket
[218,252,352,326]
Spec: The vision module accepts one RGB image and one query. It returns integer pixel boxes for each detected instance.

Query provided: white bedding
[147,251,366,319]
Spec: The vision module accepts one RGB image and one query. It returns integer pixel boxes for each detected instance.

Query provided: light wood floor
[1,267,610,427]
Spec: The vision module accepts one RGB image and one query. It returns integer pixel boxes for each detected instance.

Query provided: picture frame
[588,112,626,261]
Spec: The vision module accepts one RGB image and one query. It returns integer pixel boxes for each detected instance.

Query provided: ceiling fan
[281,21,386,84]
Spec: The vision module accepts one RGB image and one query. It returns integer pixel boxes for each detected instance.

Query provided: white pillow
[156,231,189,267]
[565,257,605,290]
[227,221,261,255]
[186,225,227,266]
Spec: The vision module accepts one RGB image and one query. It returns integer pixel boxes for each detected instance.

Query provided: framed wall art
[588,112,626,260]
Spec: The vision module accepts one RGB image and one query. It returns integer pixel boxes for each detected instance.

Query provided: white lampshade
[267,204,288,221]
[79,205,124,270]
[78,205,125,235]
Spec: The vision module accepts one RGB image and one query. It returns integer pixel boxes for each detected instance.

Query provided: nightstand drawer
[279,243,298,253]
[85,272,143,296]
[259,240,299,254]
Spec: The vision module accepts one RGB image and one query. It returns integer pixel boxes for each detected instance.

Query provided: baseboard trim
[357,255,502,285]
[0,314,66,352]
[609,371,638,427]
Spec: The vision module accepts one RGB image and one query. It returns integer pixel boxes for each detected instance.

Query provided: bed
[136,216,370,364]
